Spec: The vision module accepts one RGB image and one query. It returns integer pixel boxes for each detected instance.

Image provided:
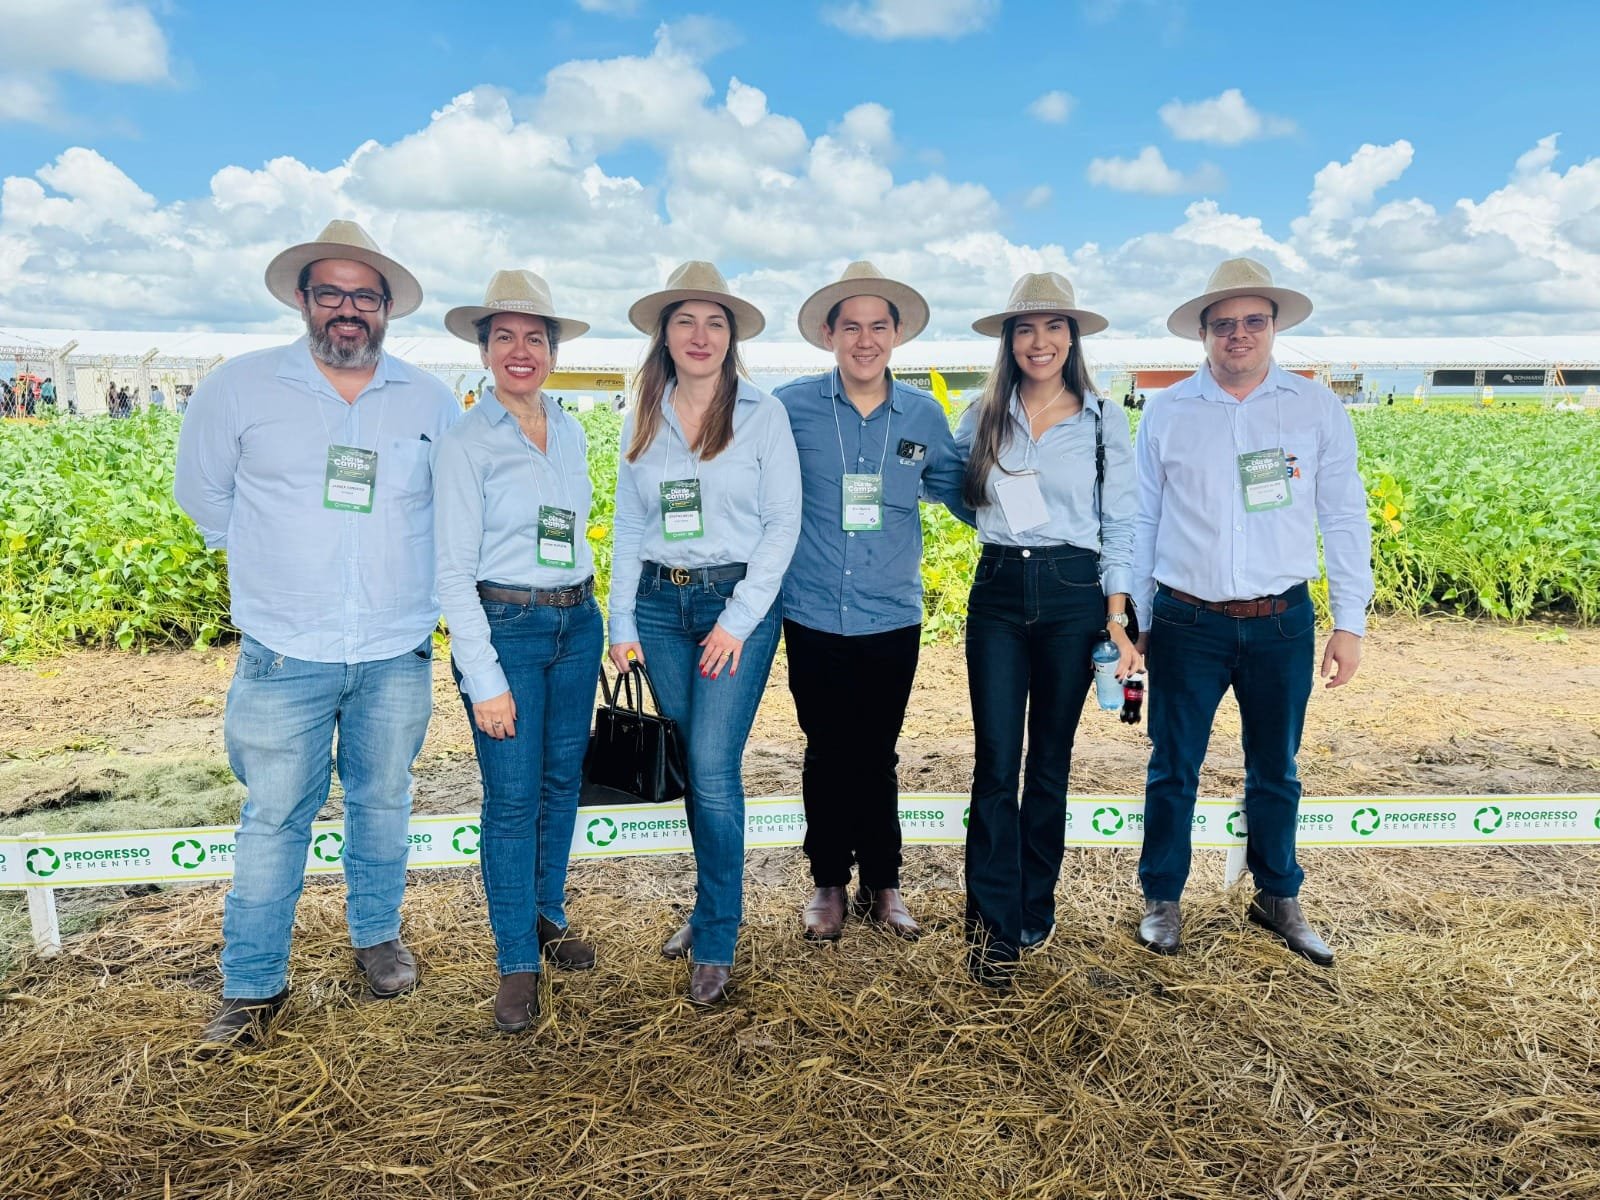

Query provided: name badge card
[842,473,884,531]
[660,479,704,540]
[537,505,577,568]
[324,445,377,513]
[1238,448,1293,512]
[993,470,1049,534]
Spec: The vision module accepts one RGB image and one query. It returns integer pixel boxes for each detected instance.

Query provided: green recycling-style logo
[1225,810,1246,837]
[586,817,618,848]
[311,831,345,863]
[1351,807,1382,837]
[1091,806,1124,837]
[961,806,970,829]
[452,824,481,856]
[1473,806,1503,835]
[25,846,61,878]
[171,839,206,870]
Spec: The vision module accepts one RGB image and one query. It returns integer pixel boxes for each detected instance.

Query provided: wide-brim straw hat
[443,270,590,344]
[627,260,765,338]
[264,219,423,318]
[1166,256,1312,339]
[972,272,1108,337]
[796,260,930,349]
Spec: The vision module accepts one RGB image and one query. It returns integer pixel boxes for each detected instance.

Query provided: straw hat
[443,270,590,344]
[627,260,765,338]
[1166,256,1312,339]
[795,260,929,349]
[264,219,423,318]
[971,272,1108,337]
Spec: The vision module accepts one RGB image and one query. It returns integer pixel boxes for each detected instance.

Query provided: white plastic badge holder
[993,470,1049,534]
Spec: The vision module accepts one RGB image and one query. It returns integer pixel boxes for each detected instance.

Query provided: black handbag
[580,659,689,806]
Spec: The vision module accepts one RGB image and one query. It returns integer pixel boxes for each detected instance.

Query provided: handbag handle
[598,657,668,719]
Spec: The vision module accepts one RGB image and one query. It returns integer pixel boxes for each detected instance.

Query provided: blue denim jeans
[454,592,603,976]
[963,544,1104,962]
[221,634,434,998]
[1139,583,1315,902]
[634,573,782,967]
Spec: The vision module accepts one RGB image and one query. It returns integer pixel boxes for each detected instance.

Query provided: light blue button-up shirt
[174,337,460,663]
[1132,360,1374,635]
[954,389,1136,597]
[607,378,802,644]
[776,369,966,636]
[434,389,594,703]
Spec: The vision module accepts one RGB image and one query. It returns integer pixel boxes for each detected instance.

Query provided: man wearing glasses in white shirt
[1131,258,1372,966]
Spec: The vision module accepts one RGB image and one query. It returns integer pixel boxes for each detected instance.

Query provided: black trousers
[783,619,922,890]
[963,544,1103,961]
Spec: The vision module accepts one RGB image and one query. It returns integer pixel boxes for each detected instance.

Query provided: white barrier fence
[6,793,1598,956]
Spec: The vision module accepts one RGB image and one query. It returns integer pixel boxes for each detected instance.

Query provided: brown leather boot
[196,988,290,1056]
[687,963,731,1006]
[493,972,541,1033]
[661,922,693,960]
[538,916,596,971]
[802,886,847,941]
[1248,892,1334,966]
[354,938,419,998]
[858,886,921,940]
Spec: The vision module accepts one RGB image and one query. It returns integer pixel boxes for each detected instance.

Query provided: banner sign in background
[3,795,1597,891]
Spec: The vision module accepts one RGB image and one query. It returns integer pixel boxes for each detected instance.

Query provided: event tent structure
[6,326,1600,413]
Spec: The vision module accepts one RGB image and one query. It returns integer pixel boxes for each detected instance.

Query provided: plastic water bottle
[1092,638,1122,712]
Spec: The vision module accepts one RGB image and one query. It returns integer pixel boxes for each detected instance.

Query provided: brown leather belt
[477,578,594,608]
[643,560,748,588]
[1164,586,1289,618]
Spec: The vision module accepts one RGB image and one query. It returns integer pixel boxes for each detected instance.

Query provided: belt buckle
[553,588,577,608]
[669,566,692,587]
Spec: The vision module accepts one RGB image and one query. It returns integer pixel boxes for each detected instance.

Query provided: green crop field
[1,404,1596,662]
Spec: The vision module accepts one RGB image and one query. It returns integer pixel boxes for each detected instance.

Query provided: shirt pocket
[387,438,433,497]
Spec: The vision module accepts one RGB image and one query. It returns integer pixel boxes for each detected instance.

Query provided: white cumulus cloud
[0,0,170,126]
[823,0,999,40]
[1158,89,1295,145]
[1087,147,1225,196]
[1027,91,1075,124]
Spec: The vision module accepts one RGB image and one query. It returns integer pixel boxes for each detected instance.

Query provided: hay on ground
[2,844,1598,1200]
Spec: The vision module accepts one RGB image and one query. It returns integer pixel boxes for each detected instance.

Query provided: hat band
[486,299,551,314]
[1011,298,1074,312]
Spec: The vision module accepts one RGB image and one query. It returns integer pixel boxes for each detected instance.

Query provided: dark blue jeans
[1138,583,1315,902]
[454,593,603,976]
[964,544,1104,962]
[634,573,782,967]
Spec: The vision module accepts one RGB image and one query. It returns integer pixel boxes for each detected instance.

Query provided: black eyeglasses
[1206,313,1273,337]
[304,284,390,312]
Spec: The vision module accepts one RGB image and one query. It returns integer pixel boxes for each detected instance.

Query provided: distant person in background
[106,382,118,416]
[1,380,13,417]
[611,392,625,412]
[463,388,476,409]
[117,386,132,417]
[41,378,56,410]
[176,385,190,415]
[175,220,457,1054]
[1137,392,1147,410]
[1132,257,1372,968]
[150,384,166,411]
[1386,392,1395,406]
[1123,392,1135,409]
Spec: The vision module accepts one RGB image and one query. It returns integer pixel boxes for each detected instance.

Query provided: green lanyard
[832,371,893,532]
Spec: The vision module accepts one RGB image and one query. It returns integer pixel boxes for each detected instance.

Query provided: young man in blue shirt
[776,263,967,942]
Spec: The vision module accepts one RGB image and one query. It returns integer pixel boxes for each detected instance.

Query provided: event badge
[660,479,704,540]
[1238,448,1293,512]
[324,445,377,513]
[993,470,1049,534]
[537,505,577,568]
[842,473,884,531]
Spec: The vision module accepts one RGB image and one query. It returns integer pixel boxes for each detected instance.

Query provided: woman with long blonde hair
[606,261,801,1006]
[955,271,1140,989]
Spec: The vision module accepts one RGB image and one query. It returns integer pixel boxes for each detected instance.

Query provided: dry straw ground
[3,841,1599,1200]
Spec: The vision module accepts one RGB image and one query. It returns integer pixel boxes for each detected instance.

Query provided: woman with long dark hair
[955,271,1140,988]
[606,261,801,1006]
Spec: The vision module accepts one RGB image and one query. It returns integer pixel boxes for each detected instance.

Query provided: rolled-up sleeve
[719,403,802,640]
[1097,399,1137,599]
[606,415,648,645]
[434,432,506,703]
[173,374,238,548]
[1315,403,1374,636]
[1131,405,1163,625]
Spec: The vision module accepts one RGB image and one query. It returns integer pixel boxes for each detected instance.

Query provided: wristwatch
[1106,612,1130,628]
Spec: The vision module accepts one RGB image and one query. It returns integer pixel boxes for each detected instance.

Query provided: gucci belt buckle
[669,566,692,587]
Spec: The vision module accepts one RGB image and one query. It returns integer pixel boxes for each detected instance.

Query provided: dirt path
[3,617,1598,825]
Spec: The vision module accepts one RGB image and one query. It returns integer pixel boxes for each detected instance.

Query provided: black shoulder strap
[1093,402,1105,548]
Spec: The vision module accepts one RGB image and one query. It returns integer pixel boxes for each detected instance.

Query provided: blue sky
[3,0,1598,339]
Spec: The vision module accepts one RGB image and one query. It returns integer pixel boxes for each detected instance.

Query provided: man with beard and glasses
[176,220,459,1054]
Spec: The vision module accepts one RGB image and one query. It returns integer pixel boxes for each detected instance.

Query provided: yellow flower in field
[588,523,609,541]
